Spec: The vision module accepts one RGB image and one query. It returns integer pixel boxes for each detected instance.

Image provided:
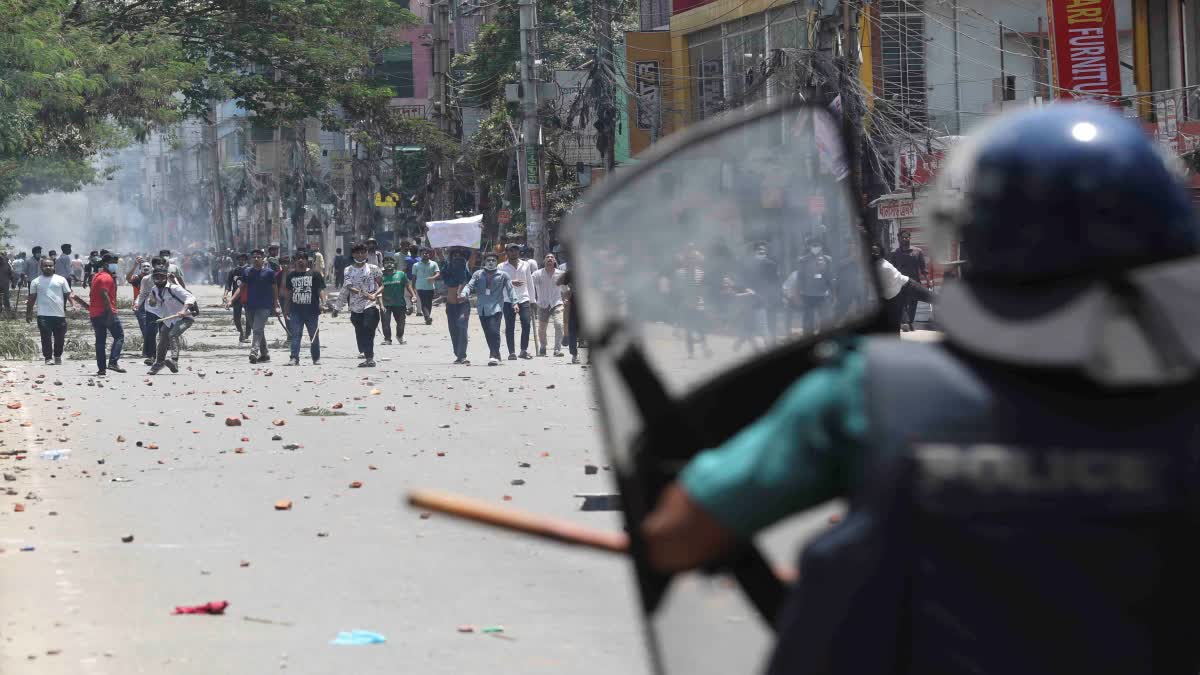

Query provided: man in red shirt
[89,253,126,376]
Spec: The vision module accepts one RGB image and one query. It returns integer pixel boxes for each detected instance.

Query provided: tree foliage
[452,0,637,234]
[0,0,418,212]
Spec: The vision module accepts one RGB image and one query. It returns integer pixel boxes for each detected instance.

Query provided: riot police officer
[640,104,1200,674]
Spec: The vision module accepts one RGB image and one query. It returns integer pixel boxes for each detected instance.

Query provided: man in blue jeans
[434,248,472,364]
[240,249,281,364]
[459,251,515,366]
[87,253,126,376]
[282,251,327,365]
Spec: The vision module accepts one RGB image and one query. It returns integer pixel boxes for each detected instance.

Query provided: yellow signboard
[374,192,401,207]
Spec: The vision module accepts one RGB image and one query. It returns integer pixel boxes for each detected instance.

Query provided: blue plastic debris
[330,630,386,645]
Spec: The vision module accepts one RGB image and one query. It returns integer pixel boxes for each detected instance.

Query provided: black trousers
[350,307,380,359]
[36,316,67,359]
[232,300,245,338]
[503,301,531,355]
[382,305,407,342]
[417,289,434,321]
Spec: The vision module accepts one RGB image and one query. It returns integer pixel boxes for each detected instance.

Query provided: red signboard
[673,0,717,13]
[1045,0,1122,99]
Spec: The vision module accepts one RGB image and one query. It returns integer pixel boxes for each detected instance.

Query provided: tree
[0,0,419,222]
[452,0,637,238]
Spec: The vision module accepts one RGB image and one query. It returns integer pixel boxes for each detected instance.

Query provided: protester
[282,251,326,366]
[530,254,565,357]
[410,247,439,325]
[365,237,384,267]
[742,241,780,345]
[146,268,197,375]
[134,259,169,364]
[223,252,250,342]
[22,246,42,289]
[55,243,74,280]
[160,249,187,287]
[0,252,12,315]
[557,268,581,364]
[265,244,282,272]
[128,259,157,363]
[380,256,415,346]
[402,245,419,277]
[88,253,126,375]
[26,257,86,365]
[433,248,472,364]
[332,247,348,288]
[312,248,326,283]
[334,243,383,367]
[887,229,929,331]
[85,250,101,286]
[241,249,281,364]
[459,251,515,366]
[498,243,536,360]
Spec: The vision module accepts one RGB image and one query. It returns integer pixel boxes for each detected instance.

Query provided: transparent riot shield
[566,100,880,674]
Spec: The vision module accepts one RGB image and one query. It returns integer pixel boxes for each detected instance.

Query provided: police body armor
[769,337,1200,675]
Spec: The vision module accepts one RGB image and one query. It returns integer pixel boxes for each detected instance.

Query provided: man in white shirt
[530,253,566,357]
[146,268,197,375]
[498,243,537,360]
[26,257,86,365]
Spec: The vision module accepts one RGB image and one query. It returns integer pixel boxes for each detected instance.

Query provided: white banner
[876,198,920,220]
[427,214,484,249]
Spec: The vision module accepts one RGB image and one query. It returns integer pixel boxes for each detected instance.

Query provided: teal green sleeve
[679,350,868,539]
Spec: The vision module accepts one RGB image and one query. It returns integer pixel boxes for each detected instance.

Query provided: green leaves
[0,0,420,210]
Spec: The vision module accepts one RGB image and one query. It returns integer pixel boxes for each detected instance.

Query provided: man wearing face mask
[134,258,171,364]
[27,257,87,365]
[146,269,197,374]
[432,247,472,364]
[379,256,415,346]
[783,235,836,337]
[411,248,439,325]
[743,241,781,345]
[87,254,126,376]
[887,229,928,331]
[459,251,516,366]
[333,243,384,367]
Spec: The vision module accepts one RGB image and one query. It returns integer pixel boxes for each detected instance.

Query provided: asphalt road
[0,282,866,674]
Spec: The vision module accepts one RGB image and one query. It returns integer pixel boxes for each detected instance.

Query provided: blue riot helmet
[930,103,1200,385]
[934,103,1197,281]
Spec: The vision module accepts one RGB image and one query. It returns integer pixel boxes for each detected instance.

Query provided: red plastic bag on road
[173,601,229,615]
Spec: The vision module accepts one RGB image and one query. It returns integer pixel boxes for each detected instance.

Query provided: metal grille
[878,0,928,131]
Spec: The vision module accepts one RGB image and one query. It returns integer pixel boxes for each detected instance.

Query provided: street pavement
[0,283,910,674]
[0,283,652,674]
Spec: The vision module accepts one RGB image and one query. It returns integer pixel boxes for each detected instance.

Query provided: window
[378,45,415,99]
[878,0,928,131]
[689,26,724,121]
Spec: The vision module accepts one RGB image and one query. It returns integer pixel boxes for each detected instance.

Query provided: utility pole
[838,0,864,211]
[432,0,453,225]
[517,0,546,259]
[597,0,617,173]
